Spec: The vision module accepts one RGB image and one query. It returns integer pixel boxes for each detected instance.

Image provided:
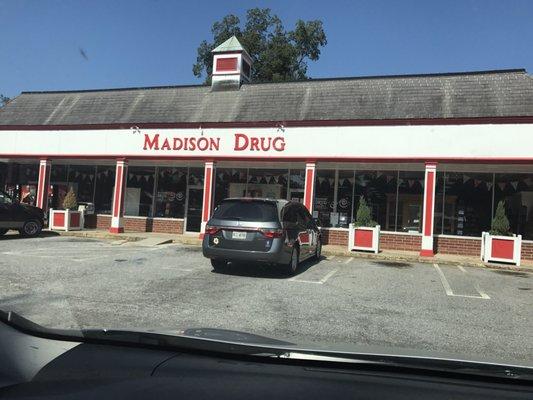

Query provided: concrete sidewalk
[48,228,533,272]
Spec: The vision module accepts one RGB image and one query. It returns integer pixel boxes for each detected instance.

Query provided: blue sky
[2,0,533,98]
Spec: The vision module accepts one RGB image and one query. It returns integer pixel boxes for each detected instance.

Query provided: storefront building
[1,38,533,260]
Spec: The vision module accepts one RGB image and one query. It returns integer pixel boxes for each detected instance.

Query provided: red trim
[202,166,213,222]
[2,116,533,131]
[419,249,435,257]
[423,170,435,237]
[113,165,123,218]
[109,227,124,234]
[303,165,315,211]
[3,154,533,164]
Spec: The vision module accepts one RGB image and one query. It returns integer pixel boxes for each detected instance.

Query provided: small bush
[490,200,511,236]
[354,197,377,227]
[62,188,78,210]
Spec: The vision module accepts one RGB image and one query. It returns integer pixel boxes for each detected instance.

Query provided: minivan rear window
[212,200,279,222]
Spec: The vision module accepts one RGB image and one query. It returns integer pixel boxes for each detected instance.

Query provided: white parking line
[289,268,338,284]
[327,255,336,261]
[433,264,490,299]
[343,257,353,264]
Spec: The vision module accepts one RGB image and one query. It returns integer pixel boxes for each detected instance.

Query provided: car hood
[19,203,44,215]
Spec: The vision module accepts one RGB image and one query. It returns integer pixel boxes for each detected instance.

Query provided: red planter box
[49,209,84,231]
[481,232,522,266]
[348,224,380,254]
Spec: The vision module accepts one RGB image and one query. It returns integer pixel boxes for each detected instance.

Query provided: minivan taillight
[260,229,284,238]
[205,226,220,235]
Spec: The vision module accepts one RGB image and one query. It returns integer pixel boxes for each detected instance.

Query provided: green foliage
[354,197,377,227]
[0,94,10,107]
[193,8,327,83]
[62,188,78,211]
[490,200,511,236]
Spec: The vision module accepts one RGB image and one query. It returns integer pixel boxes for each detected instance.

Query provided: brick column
[303,162,316,213]
[36,159,51,213]
[420,162,437,257]
[109,159,128,234]
[199,161,215,238]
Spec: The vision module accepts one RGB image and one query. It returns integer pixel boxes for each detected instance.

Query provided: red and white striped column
[420,162,437,257]
[36,159,51,213]
[109,159,128,234]
[199,161,215,238]
[303,162,316,214]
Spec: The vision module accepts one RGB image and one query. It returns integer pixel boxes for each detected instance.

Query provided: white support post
[109,159,128,234]
[303,162,316,214]
[420,162,437,257]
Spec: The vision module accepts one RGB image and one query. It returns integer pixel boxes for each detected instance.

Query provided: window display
[155,168,188,218]
[94,166,115,214]
[125,167,155,217]
[68,165,96,203]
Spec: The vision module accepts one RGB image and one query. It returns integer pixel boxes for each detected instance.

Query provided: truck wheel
[19,220,42,237]
[0,229,7,236]
[210,259,227,272]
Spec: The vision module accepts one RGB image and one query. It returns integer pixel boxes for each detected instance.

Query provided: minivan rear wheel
[285,247,299,276]
[210,259,227,272]
[19,220,42,237]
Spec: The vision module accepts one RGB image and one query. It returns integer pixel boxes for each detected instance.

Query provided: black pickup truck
[0,190,44,237]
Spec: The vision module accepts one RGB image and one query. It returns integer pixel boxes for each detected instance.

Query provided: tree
[0,95,9,107]
[490,200,511,236]
[354,197,377,227]
[193,8,327,83]
[62,188,78,211]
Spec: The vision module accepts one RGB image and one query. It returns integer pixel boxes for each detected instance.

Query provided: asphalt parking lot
[1,234,532,365]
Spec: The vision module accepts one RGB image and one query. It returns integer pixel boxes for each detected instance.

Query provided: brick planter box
[49,209,84,231]
[348,224,380,254]
[481,232,522,266]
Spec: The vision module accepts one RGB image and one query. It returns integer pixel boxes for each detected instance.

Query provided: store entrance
[185,187,203,232]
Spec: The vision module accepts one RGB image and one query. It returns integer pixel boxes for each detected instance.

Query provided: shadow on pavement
[0,231,60,241]
[211,256,324,279]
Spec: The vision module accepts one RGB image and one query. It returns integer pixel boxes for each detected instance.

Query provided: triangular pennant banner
[511,181,518,190]
[498,182,506,191]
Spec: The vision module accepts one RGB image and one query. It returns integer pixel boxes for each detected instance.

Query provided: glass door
[185,186,203,232]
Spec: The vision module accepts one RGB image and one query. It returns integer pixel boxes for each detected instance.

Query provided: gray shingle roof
[1,69,532,126]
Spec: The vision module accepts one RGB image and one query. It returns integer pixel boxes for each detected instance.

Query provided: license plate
[232,231,247,240]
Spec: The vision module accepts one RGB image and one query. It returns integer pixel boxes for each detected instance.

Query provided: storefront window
[494,173,533,240]
[155,168,187,218]
[3,163,39,204]
[68,165,96,203]
[125,166,155,217]
[288,169,305,203]
[395,171,424,233]
[314,170,335,227]
[440,172,493,237]
[49,165,69,209]
[246,168,287,199]
[356,171,398,231]
[94,166,115,214]
[336,170,354,228]
[214,168,247,207]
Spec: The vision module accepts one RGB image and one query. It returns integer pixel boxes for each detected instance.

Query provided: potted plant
[348,197,380,254]
[481,201,522,266]
[49,187,84,231]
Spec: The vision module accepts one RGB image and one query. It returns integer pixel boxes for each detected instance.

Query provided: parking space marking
[433,264,490,299]
[326,255,336,261]
[289,268,338,284]
[343,257,353,264]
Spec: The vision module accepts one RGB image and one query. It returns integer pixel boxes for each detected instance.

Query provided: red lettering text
[234,133,249,151]
[143,134,159,150]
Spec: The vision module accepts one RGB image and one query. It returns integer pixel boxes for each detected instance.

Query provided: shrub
[490,200,511,236]
[62,188,78,210]
[354,197,377,227]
